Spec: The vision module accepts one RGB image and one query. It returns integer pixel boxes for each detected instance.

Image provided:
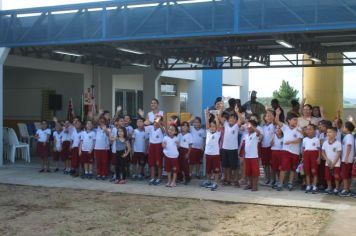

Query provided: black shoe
[46,169,51,173]
[39,169,45,173]
[101,176,107,181]
[54,168,59,172]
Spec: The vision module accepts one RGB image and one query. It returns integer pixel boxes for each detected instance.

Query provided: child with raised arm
[178,121,193,185]
[200,108,221,191]
[79,121,96,179]
[322,127,342,195]
[35,120,51,172]
[275,108,303,191]
[302,124,321,194]
[162,125,180,187]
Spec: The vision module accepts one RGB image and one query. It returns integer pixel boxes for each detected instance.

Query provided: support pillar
[202,69,222,122]
[0,47,10,166]
[303,53,343,119]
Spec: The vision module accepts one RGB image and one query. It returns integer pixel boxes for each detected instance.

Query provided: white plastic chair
[7,128,30,163]
[17,123,36,153]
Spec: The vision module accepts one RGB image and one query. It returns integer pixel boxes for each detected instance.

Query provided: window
[161,82,177,96]
[115,89,143,118]
[180,92,188,112]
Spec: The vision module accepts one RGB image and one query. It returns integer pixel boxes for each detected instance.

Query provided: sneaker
[243,185,252,190]
[287,183,293,191]
[271,181,276,188]
[114,179,121,184]
[54,168,59,172]
[339,190,351,197]
[119,179,126,184]
[210,183,218,191]
[153,179,161,186]
[264,179,270,185]
[39,169,45,173]
[170,182,177,188]
[149,179,156,185]
[333,189,339,195]
[311,186,318,194]
[95,175,101,180]
[276,184,283,191]
[305,186,311,193]
[200,180,211,188]
[110,177,116,182]
[101,176,107,181]
[324,188,332,194]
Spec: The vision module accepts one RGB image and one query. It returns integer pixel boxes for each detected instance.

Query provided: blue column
[202,69,222,122]
[0,48,10,166]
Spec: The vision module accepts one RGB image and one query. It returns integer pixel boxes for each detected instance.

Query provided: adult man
[242,91,266,119]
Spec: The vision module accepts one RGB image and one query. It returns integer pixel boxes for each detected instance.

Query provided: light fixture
[131,63,150,67]
[310,57,321,63]
[117,47,145,55]
[276,40,294,48]
[53,50,83,57]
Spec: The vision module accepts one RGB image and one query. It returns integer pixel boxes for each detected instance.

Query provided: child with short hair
[261,109,275,185]
[270,125,283,188]
[94,117,111,180]
[339,121,355,196]
[242,119,261,191]
[131,117,148,180]
[318,120,332,190]
[189,116,205,178]
[275,109,303,191]
[114,127,131,184]
[322,127,342,195]
[35,120,51,172]
[162,125,180,187]
[302,124,321,194]
[52,123,62,172]
[61,121,72,174]
[178,121,193,185]
[79,121,96,179]
[70,120,82,177]
[200,108,221,191]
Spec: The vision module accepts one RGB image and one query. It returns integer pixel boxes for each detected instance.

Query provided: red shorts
[70,147,80,169]
[190,148,203,165]
[324,166,341,181]
[61,141,71,161]
[303,150,319,176]
[341,162,352,179]
[239,140,245,157]
[260,147,271,166]
[352,163,356,178]
[206,154,221,174]
[52,151,61,161]
[165,156,179,173]
[271,150,282,172]
[148,143,163,168]
[37,142,49,158]
[280,151,299,172]
[132,152,146,165]
[81,151,94,164]
[244,158,260,177]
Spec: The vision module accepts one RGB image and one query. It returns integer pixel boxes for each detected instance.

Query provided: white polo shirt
[222,122,239,150]
[53,131,62,151]
[148,111,164,123]
[302,137,320,151]
[163,136,179,158]
[80,130,96,152]
[132,128,148,153]
[60,128,72,142]
[261,123,275,148]
[178,132,193,149]
[145,125,164,144]
[36,128,51,143]
[94,127,110,150]
[205,130,221,156]
[342,134,355,163]
[271,134,283,151]
[190,127,206,149]
[322,140,342,167]
[244,132,259,159]
[71,129,81,148]
[281,124,303,155]
[125,125,134,138]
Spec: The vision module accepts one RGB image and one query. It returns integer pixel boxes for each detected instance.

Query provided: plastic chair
[17,123,36,153]
[7,128,30,163]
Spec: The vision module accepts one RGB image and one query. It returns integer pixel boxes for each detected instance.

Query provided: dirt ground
[0,184,331,236]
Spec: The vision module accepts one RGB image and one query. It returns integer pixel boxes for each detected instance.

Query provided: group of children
[34,98,356,196]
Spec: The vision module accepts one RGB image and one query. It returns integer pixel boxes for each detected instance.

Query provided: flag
[67,98,74,122]
[80,92,84,121]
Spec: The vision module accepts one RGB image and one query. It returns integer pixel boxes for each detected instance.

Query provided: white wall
[223,69,249,103]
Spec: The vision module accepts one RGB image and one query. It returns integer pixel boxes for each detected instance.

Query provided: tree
[272,80,299,107]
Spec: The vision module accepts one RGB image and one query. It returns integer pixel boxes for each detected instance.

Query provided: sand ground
[0,184,331,236]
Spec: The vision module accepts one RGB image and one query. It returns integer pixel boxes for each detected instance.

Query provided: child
[270,125,283,188]
[70,120,82,177]
[124,115,134,139]
[145,116,165,185]
[339,121,355,196]
[131,117,148,180]
[275,109,303,191]
[178,121,193,185]
[162,125,180,187]
[35,120,51,172]
[94,117,111,180]
[260,110,275,185]
[190,116,206,178]
[79,121,96,179]
[61,121,72,174]
[302,124,321,194]
[201,108,221,191]
[322,127,342,195]
[109,117,125,181]
[52,123,62,172]
[318,120,332,190]
[243,119,261,191]
[114,127,131,184]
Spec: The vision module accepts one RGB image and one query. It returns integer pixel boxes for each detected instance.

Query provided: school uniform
[178,132,193,180]
[36,128,51,158]
[318,132,328,187]
[205,130,221,174]
[52,131,62,162]
[221,122,239,170]
[60,128,72,162]
[244,132,260,177]
[145,125,164,168]
[148,111,164,124]
[260,123,275,167]
[271,134,283,173]
[80,130,96,164]
[132,128,148,166]
[190,127,206,165]
[302,137,320,176]
[341,134,355,180]
[94,127,110,177]
[322,140,342,181]
[281,124,303,172]
[163,136,179,173]
[70,129,81,170]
